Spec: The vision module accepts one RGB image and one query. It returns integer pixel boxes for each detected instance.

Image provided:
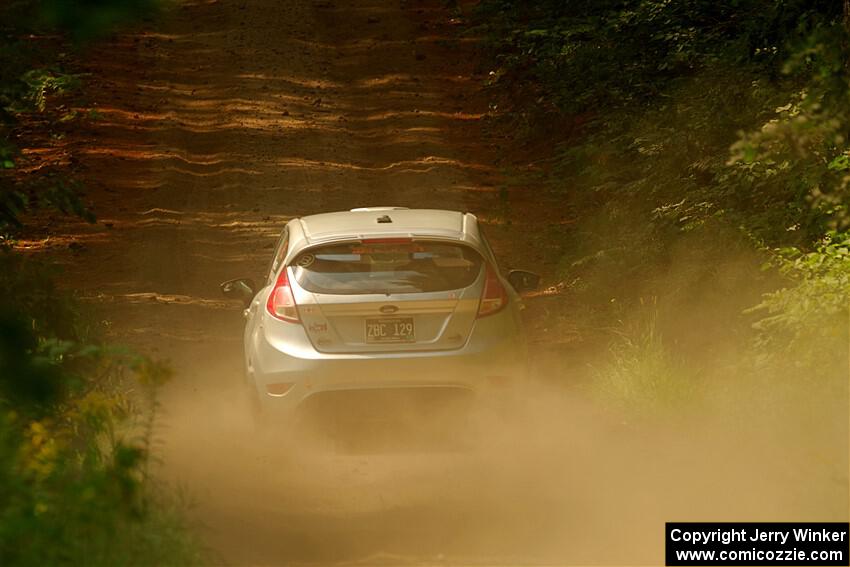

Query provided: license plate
[365,317,415,343]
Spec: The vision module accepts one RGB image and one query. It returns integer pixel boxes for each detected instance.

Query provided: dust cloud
[152,308,847,566]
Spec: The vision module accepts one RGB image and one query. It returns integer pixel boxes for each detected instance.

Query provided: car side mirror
[507,270,540,293]
[220,278,256,308]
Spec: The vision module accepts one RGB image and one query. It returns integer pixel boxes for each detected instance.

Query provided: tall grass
[590,301,698,418]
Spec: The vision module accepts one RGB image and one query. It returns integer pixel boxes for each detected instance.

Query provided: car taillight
[266,268,300,323]
[477,264,508,318]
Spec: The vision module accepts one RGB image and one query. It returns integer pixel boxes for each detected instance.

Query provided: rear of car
[242,209,528,422]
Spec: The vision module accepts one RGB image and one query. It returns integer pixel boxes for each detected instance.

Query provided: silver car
[221,207,539,425]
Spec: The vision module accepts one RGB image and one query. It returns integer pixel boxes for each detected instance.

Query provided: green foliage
[477,0,841,114]
[727,23,850,234]
[0,186,28,234]
[1,174,96,233]
[0,253,201,566]
[0,140,15,170]
[19,69,83,113]
[40,0,164,41]
[0,251,85,340]
[0,0,164,42]
[748,231,850,373]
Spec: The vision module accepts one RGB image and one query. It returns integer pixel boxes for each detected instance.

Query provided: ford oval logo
[380,305,399,314]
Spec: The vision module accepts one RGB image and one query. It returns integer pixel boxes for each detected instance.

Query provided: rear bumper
[246,315,527,416]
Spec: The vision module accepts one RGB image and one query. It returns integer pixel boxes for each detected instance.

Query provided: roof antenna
[376,215,392,223]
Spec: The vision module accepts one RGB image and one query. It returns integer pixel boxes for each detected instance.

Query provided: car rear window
[290,241,483,295]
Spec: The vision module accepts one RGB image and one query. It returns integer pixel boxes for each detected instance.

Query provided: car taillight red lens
[266,268,300,323]
[477,264,507,318]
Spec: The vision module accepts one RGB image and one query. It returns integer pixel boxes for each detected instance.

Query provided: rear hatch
[288,239,484,353]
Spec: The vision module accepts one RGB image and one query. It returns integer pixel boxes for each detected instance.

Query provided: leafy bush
[0,252,202,566]
[18,69,83,113]
[748,231,850,375]
[0,2,201,562]
[477,0,842,115]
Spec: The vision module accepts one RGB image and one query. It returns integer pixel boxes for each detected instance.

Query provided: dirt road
[19,0,844,564]
[33,0,586,563]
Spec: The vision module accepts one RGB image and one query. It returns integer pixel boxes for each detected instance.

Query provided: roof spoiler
[350,207,409,212]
